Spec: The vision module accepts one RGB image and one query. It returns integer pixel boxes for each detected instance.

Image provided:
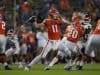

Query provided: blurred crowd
[0,0,99,29]
[0,0,100,64]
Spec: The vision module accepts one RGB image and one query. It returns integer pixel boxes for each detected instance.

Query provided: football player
[0,13,12,70]
[85,17,100,57]
[5,29,20,65]
[25,7,63,71]
[74,13,93,70]
[44,16,84,71]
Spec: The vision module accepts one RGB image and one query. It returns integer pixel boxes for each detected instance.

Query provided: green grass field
[0,64,100,75]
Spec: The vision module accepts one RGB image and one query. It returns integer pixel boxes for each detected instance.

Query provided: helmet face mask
[84,16,91,23]
[7,29,14,39]
[48,7,60,20]
[52,13,59,20]
[82,13,91,23]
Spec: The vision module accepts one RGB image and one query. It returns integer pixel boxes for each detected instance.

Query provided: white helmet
[7,29,14,39]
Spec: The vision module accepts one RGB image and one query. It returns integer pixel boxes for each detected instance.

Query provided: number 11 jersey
[44,19,62,40]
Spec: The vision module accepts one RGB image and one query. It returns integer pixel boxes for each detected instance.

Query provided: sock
[64,59,72,69]
[67,59,72,67]
[48,57,58,68]
[79,60,84,66]
[28,55,41,67]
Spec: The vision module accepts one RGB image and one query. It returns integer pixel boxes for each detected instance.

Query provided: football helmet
[48,7,60,20]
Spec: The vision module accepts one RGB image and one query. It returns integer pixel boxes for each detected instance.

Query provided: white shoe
[25,66,30,71]
[18,64,23,69]
[44,66,51,70]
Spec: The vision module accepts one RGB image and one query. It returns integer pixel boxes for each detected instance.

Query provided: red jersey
[44,19,62,40]
[0,21,6,35]
[66,25,84,43]
[27,32,35,46]
[20,31,28,43]
[93,24,100,34]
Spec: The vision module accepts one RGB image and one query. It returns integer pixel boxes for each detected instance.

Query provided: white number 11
[52,25,58,32]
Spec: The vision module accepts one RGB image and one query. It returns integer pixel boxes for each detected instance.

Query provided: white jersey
[57,37,77,58]
[5,34,20,56]
[36,31,48,47]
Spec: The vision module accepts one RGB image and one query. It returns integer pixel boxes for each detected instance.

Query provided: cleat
[18,64,23,69]
[76,65,83,70]
[64,66,72,71]
[5,66,12,70]
[44,67,50,71]
[25,66,30,71]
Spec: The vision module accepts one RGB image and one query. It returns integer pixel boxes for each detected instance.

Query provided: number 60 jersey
[65,25,84,43]
[44,18,62,40]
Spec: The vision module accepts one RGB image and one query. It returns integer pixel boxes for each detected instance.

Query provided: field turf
[0,64,100,75]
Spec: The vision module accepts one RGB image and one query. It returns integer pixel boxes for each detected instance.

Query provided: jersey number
[2,22,5,30]
[68,29,78,38]
[52,25,58,32]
